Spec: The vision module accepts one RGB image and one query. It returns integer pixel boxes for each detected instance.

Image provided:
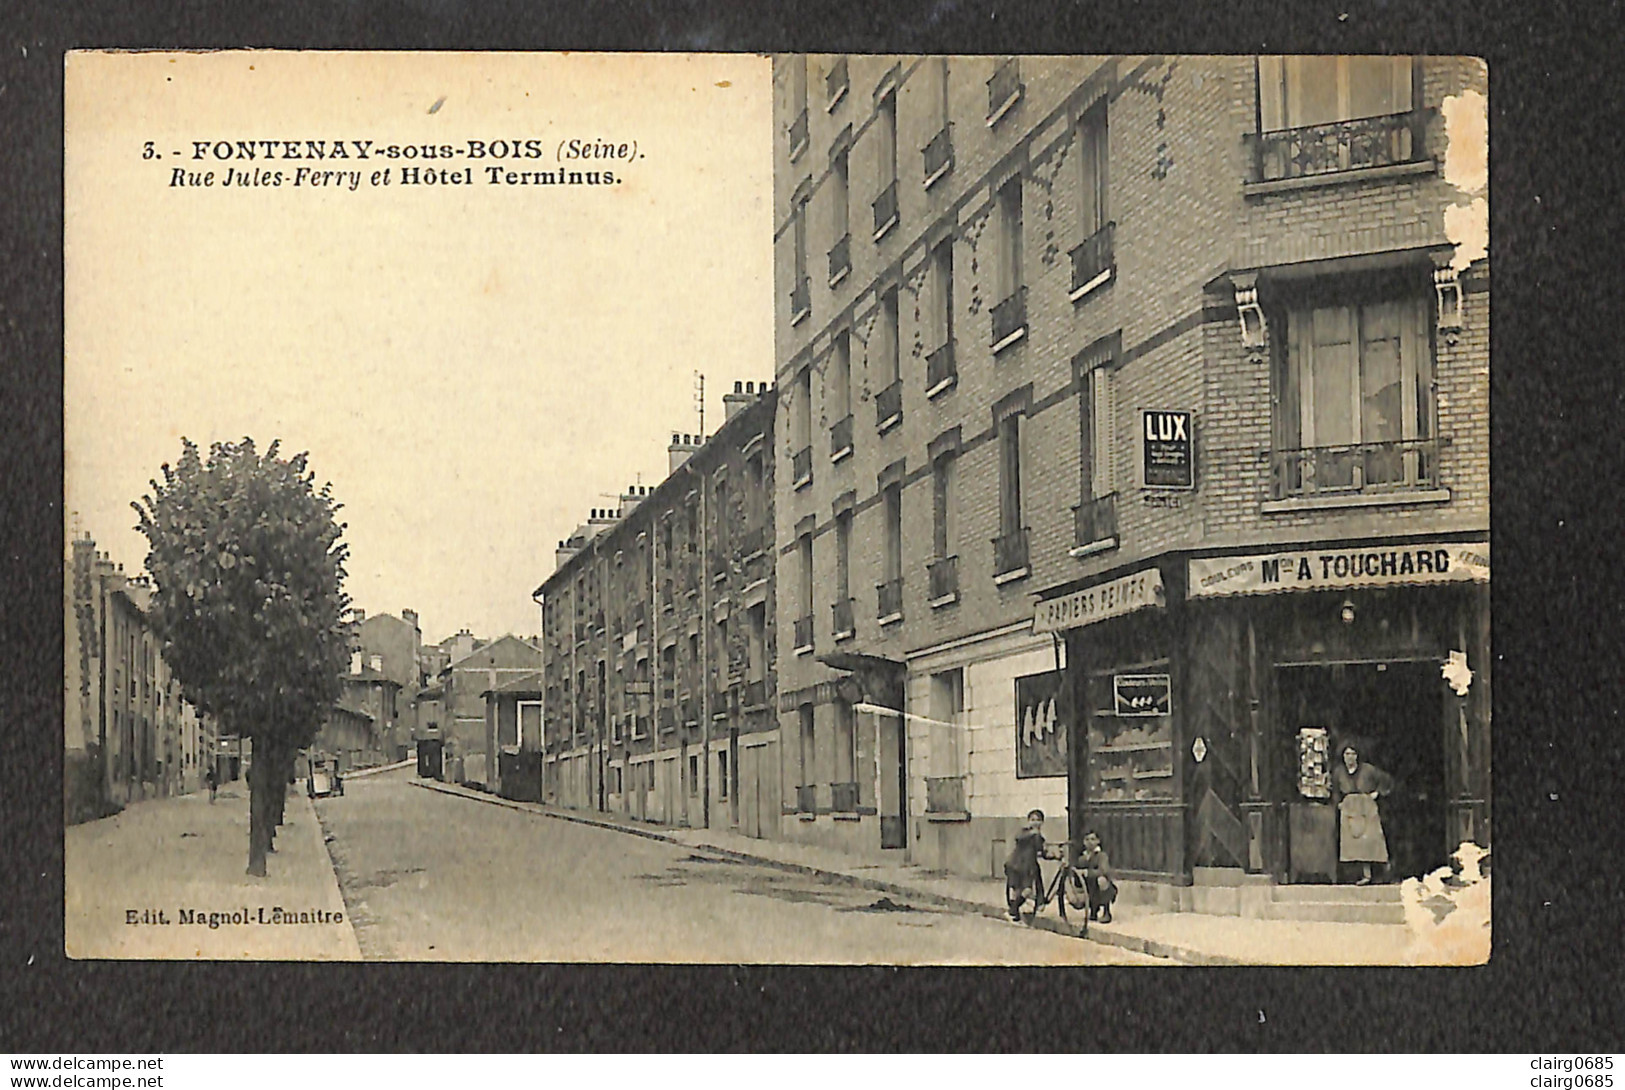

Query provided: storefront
[1035,561,1185,881]
[1186,536,1490,884]
[1038,536,1489,889]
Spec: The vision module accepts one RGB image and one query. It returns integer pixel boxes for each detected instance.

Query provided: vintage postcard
[64,50,1489,964]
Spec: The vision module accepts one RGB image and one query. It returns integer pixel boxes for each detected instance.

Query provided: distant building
[66,535,212,822]
[537,379,778,833]
[357,609,424,757]
[435,633,544,787]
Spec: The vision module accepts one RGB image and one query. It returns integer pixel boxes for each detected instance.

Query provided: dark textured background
[3,0,1622,1054]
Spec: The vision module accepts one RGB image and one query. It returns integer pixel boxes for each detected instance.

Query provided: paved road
[314,767,1162,964]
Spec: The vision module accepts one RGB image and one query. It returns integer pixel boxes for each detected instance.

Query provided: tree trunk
[247,743,270,877]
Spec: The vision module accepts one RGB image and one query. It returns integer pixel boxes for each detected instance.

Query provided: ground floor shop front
[1041,536,1490,892]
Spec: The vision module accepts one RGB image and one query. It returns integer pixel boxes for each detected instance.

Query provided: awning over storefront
[1032,565,1166,634]
[1188,540,1489,599]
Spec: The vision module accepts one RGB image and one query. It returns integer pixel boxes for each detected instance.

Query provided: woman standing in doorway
[1333,742,1395,885]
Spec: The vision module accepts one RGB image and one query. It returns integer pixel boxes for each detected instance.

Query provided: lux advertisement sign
[1188,541,1490,598]
[1143,410,1194,490]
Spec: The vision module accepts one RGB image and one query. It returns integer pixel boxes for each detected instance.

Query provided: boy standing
[1077,829,1117,923]
[1004,809,1059,922]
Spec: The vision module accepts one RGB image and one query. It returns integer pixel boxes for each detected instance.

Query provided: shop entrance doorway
[1276,660,1449,882]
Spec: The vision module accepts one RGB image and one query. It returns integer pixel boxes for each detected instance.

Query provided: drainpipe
[699,464,711,829]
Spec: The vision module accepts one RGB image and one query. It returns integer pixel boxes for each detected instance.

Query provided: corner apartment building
[536,381,779,835]
[772,54,1488,891]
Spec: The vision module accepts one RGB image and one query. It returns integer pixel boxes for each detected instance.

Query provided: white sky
[65,51,773,643]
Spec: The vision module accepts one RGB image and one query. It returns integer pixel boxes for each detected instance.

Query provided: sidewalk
[414,778,1433,965]
[65,783,361,960]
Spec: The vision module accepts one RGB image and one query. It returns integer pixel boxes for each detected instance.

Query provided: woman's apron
[1338,792,1389,863]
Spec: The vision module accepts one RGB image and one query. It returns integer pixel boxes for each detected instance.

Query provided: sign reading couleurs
[1143,409,1194,489]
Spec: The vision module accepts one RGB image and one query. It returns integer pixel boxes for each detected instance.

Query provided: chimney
[588,507,618,536]
[668,432,701,473]
[556,538,579,570]
[723,379,758,423]
[402,608,418,631]
[620,484,645,517]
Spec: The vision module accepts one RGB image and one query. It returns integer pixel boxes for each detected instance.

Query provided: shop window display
[1085,664,1175,803]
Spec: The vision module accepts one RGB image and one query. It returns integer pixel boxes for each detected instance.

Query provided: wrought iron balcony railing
[993,527,1030,577]
[872,181,898,239]
[791,445,813,488]
[826,56,849,110]
[987,59,1021,121]
[876,379,903,431]
[990,287,1027,349]
[1269,437,1441,499]
[1070,221,1116,297]
[877,577,903,620]
[828,233,851,285]
[831,597,855,638]
[787,108,809,159]
[925,341,956,394]
[831,781,860,812]
[830,413,853,459]
[789,276,811,324]
[925,774,966,814]
[793,614,814,652]
[922,124,953,184]
[797,784,818,812]
[1074,491,1119,548]
[927,554,959,603]
[1248,110,1424,183]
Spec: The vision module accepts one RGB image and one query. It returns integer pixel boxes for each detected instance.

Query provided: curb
[290,789,365,960]
[344,758,416,780]
[409,778,1208,963]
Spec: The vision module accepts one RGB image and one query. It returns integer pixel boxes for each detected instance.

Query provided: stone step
[1273,883,1402,903]
[1266,900,1407,926]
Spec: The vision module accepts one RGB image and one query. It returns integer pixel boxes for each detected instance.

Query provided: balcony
[828,233,851,286]
[1072,491,1119,555]
[872,180,898,240]
[1248,110,1427,186]
[789,276,811,326]
[927,554,959,606]
[987,59,1022,124]
[787,108,809,160]
[829,413,853,462]
[922,124,953,187]
[876,577,903,623]
[990,287,1027,352]
[1268,438,1442,502]
[831,781,860,813]
[831,597,855,640]
[791,445,813,490]
[925,774,966,814]
[1069,221,1116,300]
[826,56,849,111]
[743,678,766,709]
[993,527,1030,581]
[876,378,902,433]
[793,614,814,654]
[796,784,818,813]
[925,341,956,398]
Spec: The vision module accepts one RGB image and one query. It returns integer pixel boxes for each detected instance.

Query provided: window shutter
[1257,56,1285,131]
[1091,367,1116,495]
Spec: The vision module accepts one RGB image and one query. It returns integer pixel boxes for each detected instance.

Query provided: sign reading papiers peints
[1033,566,1165,633]
[1188,540,1490,598]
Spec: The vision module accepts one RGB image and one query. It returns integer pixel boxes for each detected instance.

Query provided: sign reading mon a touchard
[1143,410,1194,490]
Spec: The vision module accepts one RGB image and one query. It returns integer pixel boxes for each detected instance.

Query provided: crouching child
[1077,829,1118,923]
